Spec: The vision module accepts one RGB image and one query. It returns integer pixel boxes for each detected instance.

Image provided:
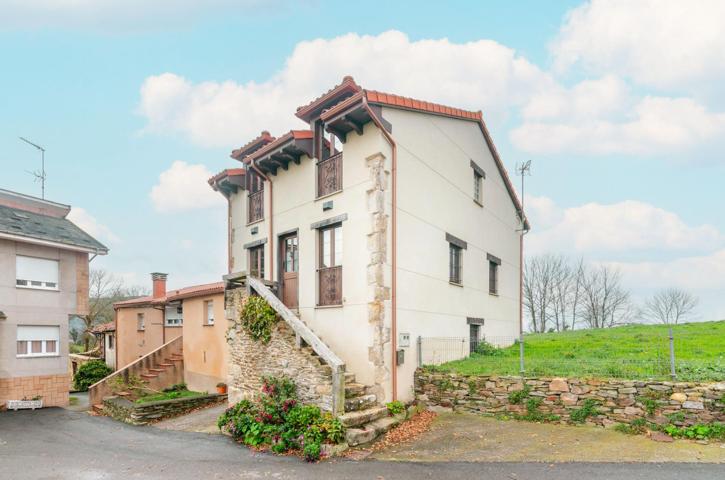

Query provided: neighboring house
[91,322,116,370]
[113,273,226,392]
[0,188,108,408]
[209,76,528,404]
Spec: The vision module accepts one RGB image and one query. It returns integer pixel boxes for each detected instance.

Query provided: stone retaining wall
[103,393,226,425]
[415,370,724,426]
[225,289,335,411]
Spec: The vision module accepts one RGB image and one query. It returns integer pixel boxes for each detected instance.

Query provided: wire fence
[418,327,724,382]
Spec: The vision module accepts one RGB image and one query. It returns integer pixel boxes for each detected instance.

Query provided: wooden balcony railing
[318,265,342,306]
[317,152,342,198]
[248,190,264,224]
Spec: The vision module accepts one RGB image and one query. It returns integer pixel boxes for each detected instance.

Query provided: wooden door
[280,234,299,309]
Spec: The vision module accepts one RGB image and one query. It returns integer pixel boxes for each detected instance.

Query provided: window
[473,171,483,204]
[249,245,265,279]
[205,300,215,325]
[165,304,183,327]
[318,224,342,306]
[488,254,501,295]
[247,170,264,223]
[317,152,343,198]
[469,324,481,354]
[107,334,114,349]
[16,325,60,357]
[449,244,462,284]
[16,256,59,290]
[137,313,145,331]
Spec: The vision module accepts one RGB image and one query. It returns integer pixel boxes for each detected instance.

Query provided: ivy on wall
[240,295,279,343]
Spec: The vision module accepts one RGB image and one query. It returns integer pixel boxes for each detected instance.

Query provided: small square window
[205,300,215,325]
[137,313,145,331]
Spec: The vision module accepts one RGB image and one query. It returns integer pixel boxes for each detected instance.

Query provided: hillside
[436,320,725,381]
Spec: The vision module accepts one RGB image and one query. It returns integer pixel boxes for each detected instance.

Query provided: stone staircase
[88,336,184,410]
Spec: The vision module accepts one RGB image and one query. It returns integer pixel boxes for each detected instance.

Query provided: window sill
[16,354,60,359]
[449,281,463,288]
[315,189,342,202]
[489,292,499,297]
[315,304,343,309]
[16,285,59,292]
[473,199,484,208]
[165,325,183,328]
[137,329,145,332]
[246,218,265,227]
[203,323,215,327]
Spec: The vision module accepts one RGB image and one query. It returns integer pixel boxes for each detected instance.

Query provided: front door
[469,324,480,354]
[280,233,299,309]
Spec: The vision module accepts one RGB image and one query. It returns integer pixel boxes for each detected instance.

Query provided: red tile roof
[365,90,482,121]
[91,322,115,333]
[242,130,313,164]
[295,76,361,121]
[208,168,245,186]
[114,281,224,308]
[231,131,276,160]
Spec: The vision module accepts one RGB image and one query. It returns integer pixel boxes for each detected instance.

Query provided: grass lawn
[434,320,725,381]
[135,390,205,404]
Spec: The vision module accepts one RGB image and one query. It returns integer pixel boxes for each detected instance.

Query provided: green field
[434,321,725,381]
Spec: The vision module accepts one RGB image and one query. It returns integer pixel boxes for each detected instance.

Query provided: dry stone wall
[225,289,335,411]
[415,370,724,426]
[103,393,226,425]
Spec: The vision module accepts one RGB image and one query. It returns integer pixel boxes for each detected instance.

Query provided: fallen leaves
[370,411,438,452]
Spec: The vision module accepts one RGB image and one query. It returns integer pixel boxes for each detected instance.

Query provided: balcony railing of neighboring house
[318,265,342,306]
[317,152,342,198]
[247,190,264,224]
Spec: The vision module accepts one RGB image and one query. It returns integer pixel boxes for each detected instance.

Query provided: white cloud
[67,207,119,244]
[512,89,725,155]
[138,30,554,148]
[149,161,224,213]
[0,0,276,31]
[551,0,725,91]
[527,197,723,255]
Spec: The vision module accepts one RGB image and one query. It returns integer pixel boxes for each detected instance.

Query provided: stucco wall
[0,239,85,406]
[115,306,167,369]
[384,107,522,401]
[182,293,227,393]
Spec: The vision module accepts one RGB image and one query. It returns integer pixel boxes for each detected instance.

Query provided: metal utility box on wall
[399,332,410,348]
[396,349,405,366]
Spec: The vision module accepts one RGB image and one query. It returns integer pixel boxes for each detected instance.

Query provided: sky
[1,0,724,320]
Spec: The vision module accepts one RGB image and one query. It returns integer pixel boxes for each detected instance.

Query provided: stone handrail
[247,276,346,415]
[88,335,183,406]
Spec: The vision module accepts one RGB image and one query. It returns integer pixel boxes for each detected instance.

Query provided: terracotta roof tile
[91,322,115,333]
[231,131,275,160]
[114,281,224,308]
[242,130,312,164]
[208,168,245,187]
[295,76,361,121]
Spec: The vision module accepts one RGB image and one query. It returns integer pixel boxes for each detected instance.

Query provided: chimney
[151,272,168,299]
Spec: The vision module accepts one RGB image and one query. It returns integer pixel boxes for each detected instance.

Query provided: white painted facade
[226,105,522,402]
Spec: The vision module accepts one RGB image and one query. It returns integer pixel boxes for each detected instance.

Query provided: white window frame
[15,255,60,291]
[205,300,215,326]
[164,304,183,327]
[16,325,60,358]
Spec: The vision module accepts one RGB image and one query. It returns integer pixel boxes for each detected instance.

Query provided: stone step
[92,404,105,414]
[148,368,165,373]
[140,373,158,379]
[344,383,367,398]
[157,363,174,367]
[344,394,377,412]
[344,414,405,447]
[116,391,131,397]
[165,357,183,363]
[344,372,356,384]
[338,405,388,428]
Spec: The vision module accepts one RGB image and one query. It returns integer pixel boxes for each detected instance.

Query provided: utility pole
[19,137,46,199]
[516,160,531,375]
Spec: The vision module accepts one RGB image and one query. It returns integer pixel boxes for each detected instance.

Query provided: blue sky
[1,0,724,320]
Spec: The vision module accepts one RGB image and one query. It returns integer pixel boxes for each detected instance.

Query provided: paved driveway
[0,408,722,480]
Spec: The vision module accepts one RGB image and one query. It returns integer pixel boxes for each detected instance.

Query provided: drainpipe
[249,159,273,283]
[226,195,232,274]
[361,99,398,402]
[114,307,118,371]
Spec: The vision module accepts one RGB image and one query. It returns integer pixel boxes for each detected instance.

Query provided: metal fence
[417,327,724,382]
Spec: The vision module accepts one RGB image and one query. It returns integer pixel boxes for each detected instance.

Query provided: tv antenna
[19,137,46,199]
[516,160,531,214]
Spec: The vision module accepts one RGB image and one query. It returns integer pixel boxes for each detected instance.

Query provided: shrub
[73,360,112,391]
[386,400,406,416]
[217,375,345,460]
[163,383,187,393]
[508,385,531,405]
[570,399,599,423]
[637,397,658,416]
[663,423,725,441]
[240,295,278,343]
[474,339,503,356]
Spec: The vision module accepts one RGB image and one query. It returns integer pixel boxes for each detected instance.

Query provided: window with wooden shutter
[318,224,342,306]
[249,245,265,279]
[449,244,462,284]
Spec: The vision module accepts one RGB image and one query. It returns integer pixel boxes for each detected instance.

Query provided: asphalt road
[0,408,721,480]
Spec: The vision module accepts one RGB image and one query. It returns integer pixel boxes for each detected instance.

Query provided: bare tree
[579,265,632,328]
[568,258,585,330]
[643,288,698,325]
[79,269,148,351]
[524,254,573,332]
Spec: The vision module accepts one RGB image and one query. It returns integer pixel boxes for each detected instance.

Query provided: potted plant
[216,382,227,395]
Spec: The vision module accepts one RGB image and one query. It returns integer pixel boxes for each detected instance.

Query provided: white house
[210,76,528,404]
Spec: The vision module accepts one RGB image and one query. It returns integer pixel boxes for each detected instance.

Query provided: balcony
[317,152,342,198]
[247,190,264,224]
